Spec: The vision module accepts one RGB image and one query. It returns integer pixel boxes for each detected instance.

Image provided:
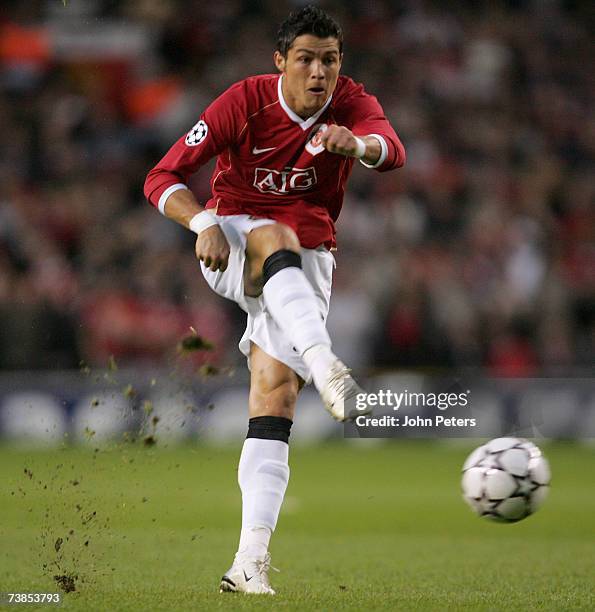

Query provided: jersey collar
[277,75,333,131]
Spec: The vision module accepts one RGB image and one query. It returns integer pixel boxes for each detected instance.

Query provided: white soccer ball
[461,437,551,522]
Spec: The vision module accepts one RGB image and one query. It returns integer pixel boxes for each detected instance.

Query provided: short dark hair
[276,5,343,57]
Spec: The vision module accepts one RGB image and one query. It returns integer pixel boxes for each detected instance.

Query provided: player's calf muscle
[249,382,297,419]
[249,345,300,418]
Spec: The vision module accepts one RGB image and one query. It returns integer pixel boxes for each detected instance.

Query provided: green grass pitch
[1,441,593,610]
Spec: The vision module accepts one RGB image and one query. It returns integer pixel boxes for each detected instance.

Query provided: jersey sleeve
[143,80,248,211]
[342,81,406,172]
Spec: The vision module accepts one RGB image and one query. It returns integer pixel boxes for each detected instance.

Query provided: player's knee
[247,223,301,287]
[260,222,300,252]
[249,222,299,260]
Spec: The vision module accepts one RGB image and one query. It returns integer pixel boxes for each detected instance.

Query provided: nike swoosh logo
[252,146,276,154]
[243,570,254,582]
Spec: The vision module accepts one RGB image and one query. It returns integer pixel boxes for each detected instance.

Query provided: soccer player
[144,6,405,595]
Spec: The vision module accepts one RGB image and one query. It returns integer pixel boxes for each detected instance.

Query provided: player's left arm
[321,83,406,171]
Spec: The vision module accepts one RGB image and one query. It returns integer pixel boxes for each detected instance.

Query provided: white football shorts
[200,213,334,382]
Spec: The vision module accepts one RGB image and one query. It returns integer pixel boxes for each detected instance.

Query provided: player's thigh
[248,343,305,420]
[201,214,275,305]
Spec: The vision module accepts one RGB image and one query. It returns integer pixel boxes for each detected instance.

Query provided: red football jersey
[144,74,405,248]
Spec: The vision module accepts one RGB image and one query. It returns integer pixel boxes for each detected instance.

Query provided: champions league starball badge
[185,120,209,146]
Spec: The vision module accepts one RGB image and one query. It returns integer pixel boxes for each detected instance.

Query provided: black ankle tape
[262,249,302,285]
[247,416,293,443]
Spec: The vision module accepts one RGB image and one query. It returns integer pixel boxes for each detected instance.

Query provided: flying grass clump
[198,363,219,377]
[123,384,137,399]
[177,328,214,354]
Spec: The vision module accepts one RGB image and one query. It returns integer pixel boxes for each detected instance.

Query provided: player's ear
[274,51,286,73]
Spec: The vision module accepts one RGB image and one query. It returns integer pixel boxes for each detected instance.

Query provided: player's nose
[309,59,325,79]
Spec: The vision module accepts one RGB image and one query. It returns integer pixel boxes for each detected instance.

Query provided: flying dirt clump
[54,573,77,593]
[177,331,214,354]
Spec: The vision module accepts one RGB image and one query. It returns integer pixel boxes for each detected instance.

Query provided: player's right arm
[164,189,230,273]
[143,81,248,271]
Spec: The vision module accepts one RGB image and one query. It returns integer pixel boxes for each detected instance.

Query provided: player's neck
[280,77,319,120]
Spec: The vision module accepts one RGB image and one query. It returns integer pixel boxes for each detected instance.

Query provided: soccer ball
[461,437,551,522]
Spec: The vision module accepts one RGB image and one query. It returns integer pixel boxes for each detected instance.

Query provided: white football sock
[237,438,289,559]
[237,526,271,560]
[262,267,331,355]
[303,344,338,391]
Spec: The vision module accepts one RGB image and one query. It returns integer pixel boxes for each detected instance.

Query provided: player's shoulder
[332,75,368,105]
[330,76,382,123]
[221,74,279,109]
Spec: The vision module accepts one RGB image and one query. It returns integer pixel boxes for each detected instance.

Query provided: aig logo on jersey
[254,167,317,195]
[185,120,208,146]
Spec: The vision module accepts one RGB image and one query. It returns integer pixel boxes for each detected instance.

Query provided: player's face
[274,35,342,119]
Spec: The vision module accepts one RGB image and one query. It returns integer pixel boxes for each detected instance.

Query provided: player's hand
[195,225,230,272]
[320,125,363,157]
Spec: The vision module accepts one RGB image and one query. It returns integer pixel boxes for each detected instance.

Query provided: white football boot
[219,552,277,595]
[320,360,371,422]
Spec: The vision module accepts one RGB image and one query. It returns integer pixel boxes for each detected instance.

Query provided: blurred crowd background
[0,0,593,376]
